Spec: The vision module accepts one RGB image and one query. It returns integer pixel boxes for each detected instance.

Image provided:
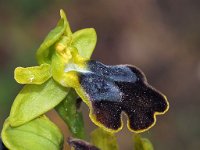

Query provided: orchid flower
[1,10,169,150]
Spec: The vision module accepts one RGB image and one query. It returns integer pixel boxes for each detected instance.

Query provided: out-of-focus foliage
[133,134,154,150]
[91,128,118,150]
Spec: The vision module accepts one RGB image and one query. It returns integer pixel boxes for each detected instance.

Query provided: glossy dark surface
[68,137,100,150]
[79,60,168,131]
[80,73,121,102]
[0,139,8,150]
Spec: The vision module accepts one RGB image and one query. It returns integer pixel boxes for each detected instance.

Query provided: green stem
[55,88,86,139]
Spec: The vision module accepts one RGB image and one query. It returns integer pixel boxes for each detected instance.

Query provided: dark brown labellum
[78,60,169,132]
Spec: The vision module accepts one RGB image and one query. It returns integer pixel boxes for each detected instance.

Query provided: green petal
[9,79,69,127]
[91,128,119,150]
[60,9,72,36]
[14,64,51,84]
[72,28,97,59]
[55,89,86,139]
[36,10,68,64]
[133,134,154,150]
[1,116,63,150]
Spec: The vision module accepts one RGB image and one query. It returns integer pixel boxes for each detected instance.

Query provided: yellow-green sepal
[72,28,97,59]
[9,78,69,127]
[14,64,51,84]
[1,116,63,150]
[36,10,70,64]
[133,134,154,150]
[91,128,119,150]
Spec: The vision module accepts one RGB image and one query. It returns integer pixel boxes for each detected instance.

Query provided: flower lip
[80,73,122,102]
[77,60,169,133]
[68,137,100,150]
[87,60,138,83]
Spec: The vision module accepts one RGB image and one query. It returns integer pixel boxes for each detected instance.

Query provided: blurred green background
[1,0,200,149]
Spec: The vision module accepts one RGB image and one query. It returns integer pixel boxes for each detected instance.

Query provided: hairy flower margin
[1,9,169,150]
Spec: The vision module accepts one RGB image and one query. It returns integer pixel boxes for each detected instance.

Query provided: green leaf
[9,79,69,127]
[14,64,51,84]
[36,10,69,65]
[133,134,154,150]
[72,28,97,59]
[55,89,86,139]
[1,116,63,150]
[91,128,119,150]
